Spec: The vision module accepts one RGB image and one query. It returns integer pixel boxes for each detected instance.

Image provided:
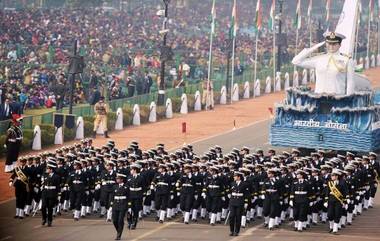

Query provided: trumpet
[15,166,30,192]
[328,181,344,205]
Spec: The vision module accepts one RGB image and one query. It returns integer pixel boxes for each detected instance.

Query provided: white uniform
[292,42,355,95]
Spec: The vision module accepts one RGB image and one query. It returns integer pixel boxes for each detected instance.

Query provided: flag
[294,0,302,29]
[369,0,374,21]
[268,0,275,31]
[230,0,238,38]
[255,0,262,31]
[307,0,313,23]
[358,0,362,24]
[326,0,331,22]
[211,0,216,34]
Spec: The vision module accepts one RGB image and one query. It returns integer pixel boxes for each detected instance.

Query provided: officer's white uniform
[292,42,354,95]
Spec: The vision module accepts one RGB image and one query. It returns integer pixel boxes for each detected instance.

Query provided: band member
[41,161,61,227]
[111,173,129,240]
[93,96,110,138]
[228,171,248,236]
[9,157,30,219]
[4,116,23,173]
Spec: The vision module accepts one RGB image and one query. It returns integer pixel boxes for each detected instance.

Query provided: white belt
[231,192,244,197]
[73,181,83,184]
[102,181,115,185]
[114,196,127,200]
[8,139,16,142]
[183,184,193,187]
[208,185,220,188]
[130,187,142,191]
[196,182,202,185]
[266,189,277,193]
[45,186,56,190]
[157,182,168,186]
[295,191,307,195]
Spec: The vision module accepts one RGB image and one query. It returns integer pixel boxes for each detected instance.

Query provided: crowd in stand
[0,0,375,118]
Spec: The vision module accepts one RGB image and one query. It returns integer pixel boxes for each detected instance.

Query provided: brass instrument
[15,166,30,192]
[328,181,344,205]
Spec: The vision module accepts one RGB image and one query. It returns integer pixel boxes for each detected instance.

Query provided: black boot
[104,131,110,138]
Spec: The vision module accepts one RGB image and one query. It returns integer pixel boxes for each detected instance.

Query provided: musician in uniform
[111,173,129,240]
[41,161,61,227]
[324,169,348,234]
[4,116,23,173]
[228,171,248,236]
[9,157,30,219]
[93,96,110,138]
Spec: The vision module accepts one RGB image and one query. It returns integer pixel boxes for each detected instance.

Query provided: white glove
[150,184,155,190]
[222,196,225,201]
[252,197,257,202]
[146,190,151,196]
[356,196,360,201]
[90,190,95,193]
[85,191,89,195]
[309,202,313,207]
[177,192,180,196]
[170,195,174,200]
[346,199,351,204]
[280,201,283,205]
[34,187,39,193]
[260,195,265,199]
[244,203,248,209]
[8,182,13,187]
[95,184,101,190]
[344,204,348,210]
[292,41,325,66]
[201,192,206,199]
[366,186,370,191]
[194,195,198,200]
[228,194,231,199]
[175,182,180,187]
[284,199,288,204]
[324,202,328,208]
[289,200,293,207]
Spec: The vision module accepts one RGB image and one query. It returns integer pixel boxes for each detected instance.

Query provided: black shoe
[333,232,338,235]
[159,220,163,224]
[131,225,136,230]
[294,228,298,231]
[184,222,189,225]
[192,219,197,223]
[14,216,19,219]
[264,223,268,227]
[321,221,326,224]
[104,131,110,138]
[74,218,79,221]
[42,220,47,226]
[25,214,29,217]
[234,232,239,236]
[269,227,274,231]
[48,222,52,227]
[229,233,234,236]
[289,217,294,221]
[211,223,215,226]
[347,222,352,226]
[128,224,131,230]
[19,216,24,219]
[298,229,302,232]
[313,222,317,226]
[99,214,104,218]
[257,216,262,219]
[329,229,333,233]
[155,216,159,221]
[57,212,61,216]
[115,232,121,240]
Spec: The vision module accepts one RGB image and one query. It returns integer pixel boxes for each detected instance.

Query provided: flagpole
[231,36,236,104]
[294,28,299,72]
[354,13,360,61]
[273,26,276,90]
[309,20,312,47]
[367,11,371,59]
[253,31,259,86]
[206,0,215,111]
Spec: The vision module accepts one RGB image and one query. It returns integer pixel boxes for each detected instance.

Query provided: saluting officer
[41,161,61,227]
[228,171,248,236]
[111,173,130,240]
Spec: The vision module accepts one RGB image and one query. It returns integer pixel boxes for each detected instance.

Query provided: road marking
[264,232,276,239]
[0,198,15,205]
[33,225,42,229]
[0,236,12,241]
[130,218,181,241]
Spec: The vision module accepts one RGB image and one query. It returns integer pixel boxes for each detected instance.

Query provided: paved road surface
[0,119,379,241]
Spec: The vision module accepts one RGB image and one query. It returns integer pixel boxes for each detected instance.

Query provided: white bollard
[309,69,315,83]
[75,116,84,139]
[377,54,380,67]
[165,98,173,119]
[194,91,201,111]
[232,83,239,101]
[254,79,261,97]
[371,54,376,68]
[302,69,308,85]
[365,56,370,69]
[180,93,188,114]
[32,125,41,150]
[284,72,290,90]
[133,104,140,125]
[265,76,271,94]
[115,108,123,130]
[54,127,63,145]
[293,71,299,87]
[275,72,281,92]
[220,86,227,104]
[148,101,157,122]
[243,81,250,99]
[359,57,364,67]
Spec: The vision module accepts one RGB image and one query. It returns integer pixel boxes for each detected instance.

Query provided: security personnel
[93,96,110,138]
[66,160,88,221]
[228,171,248,236]
[151,164,171,223]
[292,31,357,95]
[4,116,23,173]
[324,169,348,234]
[9,157,30,219]
[111,173,129,240]
[290,170,313,232]
[41,161,61,227]
[127,164,145,229]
